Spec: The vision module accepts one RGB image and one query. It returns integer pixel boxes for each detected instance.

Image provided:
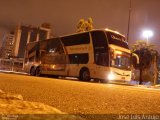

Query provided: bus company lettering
[111,35,126,43]
[68,46,89,52]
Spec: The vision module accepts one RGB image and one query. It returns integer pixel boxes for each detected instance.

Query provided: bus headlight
[108,72,115,81]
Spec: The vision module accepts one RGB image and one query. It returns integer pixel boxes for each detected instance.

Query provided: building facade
[0,33,15,58]
[13,24,51,58]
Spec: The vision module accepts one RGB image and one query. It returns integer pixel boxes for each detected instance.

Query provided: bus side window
[91,31,109,66]
[29,56,35,62]
[24,58,28,63]
[61,33,90,46]
[96,53,108,66]
[69,54,89,64]
[46,38,65,54]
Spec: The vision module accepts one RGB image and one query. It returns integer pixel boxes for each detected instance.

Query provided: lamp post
[127,0,132,42]
[142,30,153,45]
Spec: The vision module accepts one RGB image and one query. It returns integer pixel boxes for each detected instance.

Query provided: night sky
[0,0,160,51]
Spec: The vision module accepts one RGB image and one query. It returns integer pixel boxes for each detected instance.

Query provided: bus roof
[60,29,125,38]
[104,28,125,37]
[26,29,126,44]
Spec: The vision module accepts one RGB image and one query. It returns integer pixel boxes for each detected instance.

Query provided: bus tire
[30,67,36,76]
[35,67,41,77]
[100,79,108,83]
[79,68,90,81]
[94,79,100,83]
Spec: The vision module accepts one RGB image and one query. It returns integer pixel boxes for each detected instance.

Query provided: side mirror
[131,53,139,69]
[131,53,139,64]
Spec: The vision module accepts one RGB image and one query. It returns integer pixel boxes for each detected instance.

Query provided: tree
[76,19,86,32]
[76,17,93,32]
[85,17,93,31]
[131,40,158,85]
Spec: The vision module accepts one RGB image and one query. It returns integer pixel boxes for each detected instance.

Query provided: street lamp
[127,0,132,42]
[142,30,153,45]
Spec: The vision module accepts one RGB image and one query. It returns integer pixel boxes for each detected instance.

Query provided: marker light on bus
[108,71,115,81]
[105,28,120,34]
[115,51,122,55]
[114,31,120,35]
[52,65,56,69]
[105,28,125,37]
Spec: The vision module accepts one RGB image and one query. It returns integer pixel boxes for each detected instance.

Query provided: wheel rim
[36,68,41,76]
[82,70,90,81]
[30,68,35,76]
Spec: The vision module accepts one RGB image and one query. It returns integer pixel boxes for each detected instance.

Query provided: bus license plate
[121,77,125,80]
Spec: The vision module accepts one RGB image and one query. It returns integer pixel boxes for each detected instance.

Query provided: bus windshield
[106,32,129,49]
[111,52,131,70]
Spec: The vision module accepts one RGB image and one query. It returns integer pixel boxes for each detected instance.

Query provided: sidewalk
[151,84,160,89]
[108,80,160,90]
[0,69,28,75]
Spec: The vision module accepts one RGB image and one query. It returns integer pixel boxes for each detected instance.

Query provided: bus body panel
[110,67,131,81]
[24,29,132,82]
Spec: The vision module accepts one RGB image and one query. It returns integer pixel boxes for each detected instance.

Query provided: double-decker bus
[24,29,132,83]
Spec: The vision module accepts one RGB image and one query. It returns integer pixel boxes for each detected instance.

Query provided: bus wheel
[94,79,100,83]
[30,67,36,76]
[100,79,108,83]
[35,67,41,77]
[79,68,90,81]
[49,75,59,78]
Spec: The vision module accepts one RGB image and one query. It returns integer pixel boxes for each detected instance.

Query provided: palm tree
[131,40,158,85]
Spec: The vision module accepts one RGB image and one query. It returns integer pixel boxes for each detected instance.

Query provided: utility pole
[127,0,132,42]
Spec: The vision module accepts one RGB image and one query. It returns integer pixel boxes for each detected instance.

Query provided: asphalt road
[0,72,160,114]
